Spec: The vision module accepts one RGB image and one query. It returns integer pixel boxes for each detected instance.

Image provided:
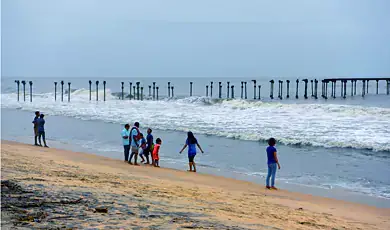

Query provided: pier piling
[331,81,334,98]
[89,80,92,101]
[168,82,171,98]
[303,79,308,99]
[15,80,20,101]
[314,79,318,99]
[354,80,357,95]
[286,80,290,98]
[133,86,136,99]
[218,82,222,98]
[252,80,256,100]
[96,81,99,101]
[54,82,57,101]
[68,82,71,102]
[206,85,209,97]
[156,87,159,100]
[321,80,324,98]
[277,80,281,99]
[227,82,230,98]
[324,81,328,99]
[121,82,124,100]
[270,80,274,99]
[210,82,213,98]
[171,86,174,98]
[244,82,247,99]
[387,80,390,95]
[295,79,299,99]
[130,83,133,100]
[21,81,26,102]
[366,80,369,94]
[311,80,314,97]
[29,81,33,102]
[231,85,235,99]
[280,81,283,100]
[240,81,244,99]
[136,82,140,100]
[141,87,144,101]
[351,80,353,96]
[103,81,106,101]
[61,81,64,102]
[149,85,152,97]
[362,80,366,97]
[343,80,347,98]
[190,82,193,97]
[258,85,261,100]
[153,82,156,100]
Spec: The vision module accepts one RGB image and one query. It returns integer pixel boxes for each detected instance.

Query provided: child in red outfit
[152,138,162,167]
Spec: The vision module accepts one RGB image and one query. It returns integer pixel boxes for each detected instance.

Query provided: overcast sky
[2,0,390,78]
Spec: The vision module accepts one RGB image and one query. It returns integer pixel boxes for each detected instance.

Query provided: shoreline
[1,140,389,229]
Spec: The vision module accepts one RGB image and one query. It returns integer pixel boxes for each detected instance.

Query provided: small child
[139,133,147,163]
[266,138,281,190]
[152,138,162,167]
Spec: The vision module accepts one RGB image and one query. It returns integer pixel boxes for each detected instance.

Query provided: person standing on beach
[121,124,130,162]
[139,133,147,163]
[266,138,280,190]
[152,138,162,167]
[179,132,204,172]
[37,114,49,148]
[129,122,141,165]
[144,128,154,165]
[32,111,40,146]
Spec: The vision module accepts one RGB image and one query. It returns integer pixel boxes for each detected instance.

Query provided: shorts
[34,127,39,136]
[143,148,150,156]
[188,155,195,163]
[131,146,139,154]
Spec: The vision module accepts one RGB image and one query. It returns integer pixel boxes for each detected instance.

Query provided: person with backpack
[179,131,204,172]
[129,122,141,165]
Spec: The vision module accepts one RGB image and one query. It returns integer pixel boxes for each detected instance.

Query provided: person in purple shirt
[32,111,40,146]
[266,138,281,190]
[179,131,204,172]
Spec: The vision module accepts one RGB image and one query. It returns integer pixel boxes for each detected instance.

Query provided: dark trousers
[123,145,130,161]
[38,131,47,146]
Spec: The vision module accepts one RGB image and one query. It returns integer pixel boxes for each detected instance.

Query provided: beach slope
[1,140,389,229]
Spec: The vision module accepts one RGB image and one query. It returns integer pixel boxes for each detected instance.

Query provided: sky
[1,0,390,78]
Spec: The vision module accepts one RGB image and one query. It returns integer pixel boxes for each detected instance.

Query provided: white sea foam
[1,89,390,152]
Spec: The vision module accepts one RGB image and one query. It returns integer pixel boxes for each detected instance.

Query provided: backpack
[130,126,141,141]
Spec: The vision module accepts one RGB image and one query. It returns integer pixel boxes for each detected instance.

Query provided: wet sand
[1,140,389,229]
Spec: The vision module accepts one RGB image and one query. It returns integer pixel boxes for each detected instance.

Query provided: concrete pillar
[96,81,99,101]
[103,81,106,101]
[295,79,299,99]
[210,82,213,98]
[168,82,171,98]
[270,80,274,99]
[227,82,230,98]
[68,82,71,102]
[190,82,193,97]
[54,82,57,101]
[15,80,20,101]
[61,81,64,102]
[252,80,257,100]
[29,81,33,102]
[89,80,92,101]
[121,82,124,100]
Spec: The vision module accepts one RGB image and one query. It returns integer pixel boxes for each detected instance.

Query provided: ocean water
[1,77,390,207]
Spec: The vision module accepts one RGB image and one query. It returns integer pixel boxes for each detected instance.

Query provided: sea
[1,76,390,207]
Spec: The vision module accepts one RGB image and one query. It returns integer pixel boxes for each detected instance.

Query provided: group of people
[31,111,281,188]
[32,111,49,148]
[121,122,204,172]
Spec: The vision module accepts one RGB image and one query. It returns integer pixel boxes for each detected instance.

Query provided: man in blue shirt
[32,111,40,146]
[129,122,140,165]
[144,128,154,165]
[37,114,49,148]
[266,138,281,190]
[121,124,130,162]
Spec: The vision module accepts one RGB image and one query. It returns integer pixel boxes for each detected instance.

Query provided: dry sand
[1,140,389,229]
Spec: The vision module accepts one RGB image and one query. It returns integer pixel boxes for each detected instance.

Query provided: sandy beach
[1,140,389,229]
